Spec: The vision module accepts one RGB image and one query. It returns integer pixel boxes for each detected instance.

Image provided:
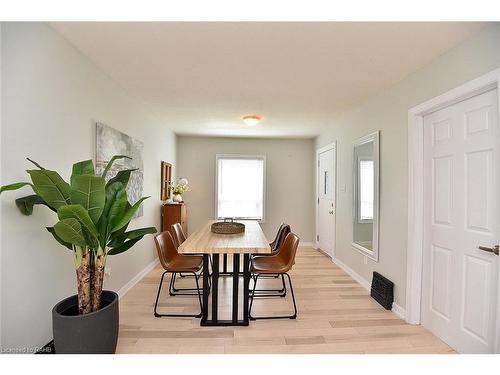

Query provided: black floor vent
[370,272,394,310]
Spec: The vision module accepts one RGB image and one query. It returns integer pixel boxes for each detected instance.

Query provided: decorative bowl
[211,218,245,234]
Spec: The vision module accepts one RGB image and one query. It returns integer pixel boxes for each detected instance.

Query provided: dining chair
[171,223,212,285]
[171,222,190,281]
[249,232,300,320]
[249,223,291,296]
[153,231,204,318]
[171,223,187,249]
[252,222,290,271]
[269,223,291,253]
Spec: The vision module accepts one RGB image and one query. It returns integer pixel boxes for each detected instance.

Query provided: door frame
[315,141,337,259]
[406,68,500,352]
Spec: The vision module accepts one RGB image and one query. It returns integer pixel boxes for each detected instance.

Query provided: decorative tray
[211,218,245,234]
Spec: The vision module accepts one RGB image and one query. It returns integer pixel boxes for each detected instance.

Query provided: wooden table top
[178,220,272,254]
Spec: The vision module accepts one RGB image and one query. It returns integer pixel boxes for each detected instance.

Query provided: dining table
[177,220,272,326]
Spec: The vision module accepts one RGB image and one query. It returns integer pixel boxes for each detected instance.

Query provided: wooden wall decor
[160,161,172,201]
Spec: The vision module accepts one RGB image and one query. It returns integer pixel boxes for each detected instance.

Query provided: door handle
[478,245,499,256]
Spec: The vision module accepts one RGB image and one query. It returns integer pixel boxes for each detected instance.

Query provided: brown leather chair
[171,223,212,282]
[269,223,291,253]
[171,223,190,281]
[153,231,204,318]
[249,232,300,320]
[250,223,291,295]
[171,223,187,249]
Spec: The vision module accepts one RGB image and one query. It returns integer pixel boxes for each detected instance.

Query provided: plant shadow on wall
[0,156,157,354]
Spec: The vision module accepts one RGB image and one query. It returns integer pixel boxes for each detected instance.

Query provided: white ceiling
[51,22,486,138]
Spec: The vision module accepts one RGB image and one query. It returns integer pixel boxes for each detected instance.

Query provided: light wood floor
[117,247,454,354]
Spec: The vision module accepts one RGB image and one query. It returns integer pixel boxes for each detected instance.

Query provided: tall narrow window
[216,155,265,221]
[358,159,374,221]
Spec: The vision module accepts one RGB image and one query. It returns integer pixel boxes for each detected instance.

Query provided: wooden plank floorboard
[116,247,453,354]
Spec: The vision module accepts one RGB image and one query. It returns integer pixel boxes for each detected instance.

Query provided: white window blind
[359,159,374,221]
[216,156,265,221]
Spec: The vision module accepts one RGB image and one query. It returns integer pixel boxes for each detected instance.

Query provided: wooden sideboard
[161,203,188,237]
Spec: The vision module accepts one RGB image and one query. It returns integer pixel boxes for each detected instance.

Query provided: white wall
[177,136,315,243]
[315,24,500,309]
[1,23,176,350]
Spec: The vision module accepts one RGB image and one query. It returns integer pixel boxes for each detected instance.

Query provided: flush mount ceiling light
[241,114,262,126]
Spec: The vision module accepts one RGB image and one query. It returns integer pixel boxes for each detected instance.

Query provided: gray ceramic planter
[52,290,119,354]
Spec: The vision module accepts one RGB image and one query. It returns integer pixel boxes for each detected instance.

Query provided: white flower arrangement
[171,178,190,195]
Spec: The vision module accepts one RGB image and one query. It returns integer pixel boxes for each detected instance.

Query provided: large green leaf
[57,205,99,248]
[71,160,95,179]
[70,175,105,223]
[105,204,130,244]
[101,155,131,179]
[15,194,54,215]
[107,236,144,256]
[46,227,73,250]
[105,168,137,189]
[0,182,33,194]
[110,196,150,233]
[97,219,108,250]
[107,189,129,232]
[26,158,45,169]
[102,182,125,216]
[27,170,71,210]
[108,226,157,247]
[54,218,87,247]
[97,182,127,248]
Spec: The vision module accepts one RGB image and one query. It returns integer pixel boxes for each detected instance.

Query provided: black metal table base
[218,253,241,276]
[200,319,249,326]
[200,253,250,327]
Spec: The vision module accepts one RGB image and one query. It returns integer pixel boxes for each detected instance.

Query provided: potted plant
[171,177,190,203]
[0,156,157,353]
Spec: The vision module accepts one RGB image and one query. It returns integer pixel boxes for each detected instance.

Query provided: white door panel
[422,89,499,353]
[317,146,336,258]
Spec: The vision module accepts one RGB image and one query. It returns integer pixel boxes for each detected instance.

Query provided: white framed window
[357,158,374,223]
[215,154,266,222]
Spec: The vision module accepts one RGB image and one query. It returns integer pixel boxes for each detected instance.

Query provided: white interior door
[422,89,499,353]
[317,146,336,258]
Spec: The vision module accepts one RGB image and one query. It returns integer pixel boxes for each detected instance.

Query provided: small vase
[172,194,183,203]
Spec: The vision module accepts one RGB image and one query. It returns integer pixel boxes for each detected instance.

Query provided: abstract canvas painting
[96,122,144,218]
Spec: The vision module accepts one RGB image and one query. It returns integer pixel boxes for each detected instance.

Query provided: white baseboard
[315,247,330,257]
[332,256,371,291]
[391,302,406,319]
[117,258,159,299]
[332,257,407,319]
